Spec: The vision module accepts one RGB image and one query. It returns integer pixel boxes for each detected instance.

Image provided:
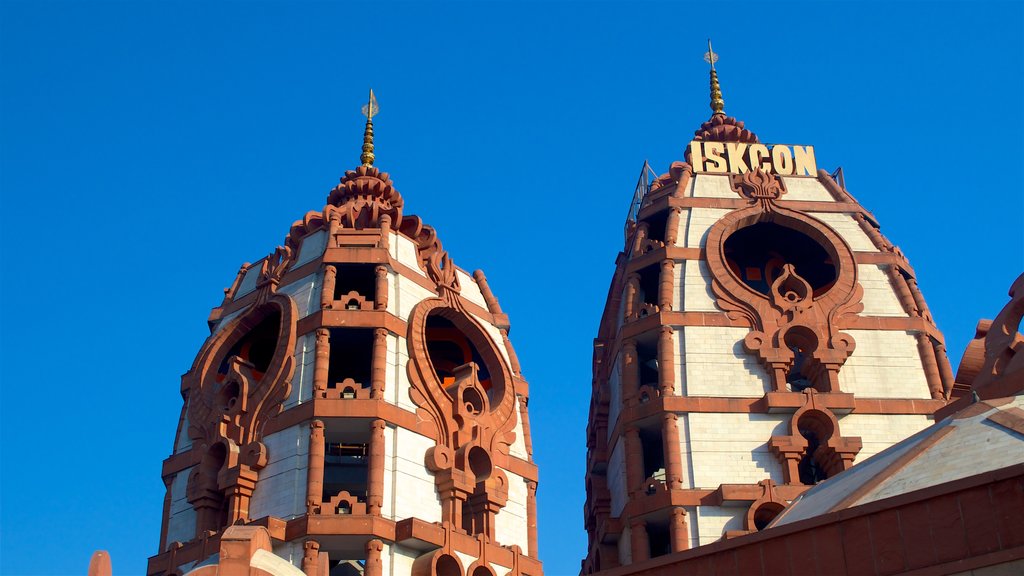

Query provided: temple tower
[150,93,541,576]
[581,46,956,572]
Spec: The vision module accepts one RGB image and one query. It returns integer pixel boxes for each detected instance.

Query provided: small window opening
[798,429,827,485]
[753,502,785,531]
[641,211,668,244]
[641,428,665,481]
[724,222,837,297]
[436,555,461,576]
[647,521,671,558]
[218,310,281,377]
[785,328,819,391]
[636,342,659,390]
[327,328,373,390]
[333,264,377,303]
[636,264,660,309]
[425,314,492,395]
[323,442,368,501]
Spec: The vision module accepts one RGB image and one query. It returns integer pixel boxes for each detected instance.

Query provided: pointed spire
[704,39,725,116]
[360,89,379,166]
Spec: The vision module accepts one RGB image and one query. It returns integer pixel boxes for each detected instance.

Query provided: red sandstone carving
[769,390,862,484]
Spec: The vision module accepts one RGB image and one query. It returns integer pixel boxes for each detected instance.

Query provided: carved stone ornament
[706,177,863,393]
[693,114,759,144]
[768,390,862,484]
[183,292,298,530]
[326,164,404,230]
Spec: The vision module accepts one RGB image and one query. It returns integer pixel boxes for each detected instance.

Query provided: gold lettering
[749,144,770,172]
[705,142,727,173]
[726,143,750,173]
[688,141,704,172]
[771,145,793,175]
[793,145,817,176]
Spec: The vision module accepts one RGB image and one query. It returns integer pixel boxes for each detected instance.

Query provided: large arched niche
[705,207,859,311]
[406,298,517,430]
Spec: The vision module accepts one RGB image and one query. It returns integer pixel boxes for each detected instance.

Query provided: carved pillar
[518,395,534,457]
[934,342,955,399]
[314,329,330,396]
[629,518,650,564]
[664,207,682,246]
[658,260,675,312]
[623,274,640,320]
[632,223,649,255]
[501,329,522,377]
[625,427,644,495]
[371,329,388,399]
[661,413,683,490]
[367,419,386,516]
[378,214,391,252]
[365,539,383,576]
[307,420,325,512]
[915,332,945,400]
[302,540,320,576]
[526,479,538,557]
[321,265,336,310]
[658,326,675,396]
[622,340,639,406]
[670,507,689,552]
[223,467,258,524]
[374,265,388,311]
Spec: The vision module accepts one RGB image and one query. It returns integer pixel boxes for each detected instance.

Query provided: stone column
[622,340,639,406]
[885,264,918,316]
[629,518,650,564]
[302,540,320,576]
[321,265,336,310]
[664,207,682,246]
[625,427,644,494]
[915,332,945,400]
[659,260,675,312]
[378,214,391,251]
[661,413,683,490]
[314,329,330,396]
[934,342,956,399]
[632,223,649,255]
[473,269,505,315]
[367,419,386,516]
[906,276,934,322]
[518,395,534,457]
[365,539,384,576]
[371,329,388,399]
[526,479,538,557]
[307,420,325,512]
[658,326,675,396]
[374,265,388,311]
[623,274,640,321]
[669,507,689,552]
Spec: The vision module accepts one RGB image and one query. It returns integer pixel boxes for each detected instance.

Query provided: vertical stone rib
[314,329,330,396]
[371,329,388,399]
[629,518,650,563]
[665,207,682,246]
[374,266,388,311]
[625,427,644,495]
[526,480,539,557]
[659,260,675,312]
[934,342,956,399]
[670,507,689,552]
[658,326,675,396]
[662,413,683,490]
[321,265,336,310]
[367,419,386,516]
[885,265,919,316]
[518,395,534,457]
[307,420,325,512]
[473,269,505,316]
[378,214,391,251]
[501,329,522,377]
[623,275,640,321]
[907,276,934,322]
[915,333,945,400]
[622,340,639,406]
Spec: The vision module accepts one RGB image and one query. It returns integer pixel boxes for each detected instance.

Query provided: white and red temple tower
[581,46,957,573]
[148,93,541,576]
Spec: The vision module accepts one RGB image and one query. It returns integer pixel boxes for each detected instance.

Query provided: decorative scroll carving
[705,176,863,393]
[768,390,862,485]
[326,164,404,230]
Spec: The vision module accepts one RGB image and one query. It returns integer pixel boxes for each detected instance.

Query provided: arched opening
[471,566,496,576]
[784,327,819,391]
[435,554,461,576]
[467,446,492,482]
[462,388,484,416]
[796,411,834,486]
[752,501,785,531]
[219,310,282,377]
[724,222,837,297]
[425,313,492,394]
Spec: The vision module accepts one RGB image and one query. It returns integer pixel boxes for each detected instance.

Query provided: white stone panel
[385,426,442,523]
[858,264,908,317]
[391,233,426,277]
[494,471,529,552]
[471,313,512,370]
[285,332,315,409]
[781,177,835,202]
[384,334,417,413]
[249,425,309,520]
[492,562,513,576]
[236,263,262,298]
[294,230,328,268]
[685,413,787,488]
[684,208,731,249]
[392,272,437,320]
[673,208,691,248]
[838,330,930,398]
[458,269,488,310]
[681,260,718,312]
[838,413,933,463]
[269,540,305,569]
[278,273,321,319]
[607,356,622,439]
[618,524,632,566]
[805,212,879,252]
[212,307,247,335]
[174,404,192,454]
[694,505,744,547]
[386,543,421,576]
[607,438,627,517]
[508,397,529,460]
[454,551,477,574]
[681,326,770,397]
[692,174,736,198]
[166,468,196,544]
[676,414,694,488]
[251,549,305,575]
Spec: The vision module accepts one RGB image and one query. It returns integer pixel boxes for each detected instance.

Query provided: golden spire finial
[360,89,379,166]
[704,39,725,116]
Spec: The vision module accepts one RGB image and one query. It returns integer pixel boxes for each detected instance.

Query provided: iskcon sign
[689,141,818,176]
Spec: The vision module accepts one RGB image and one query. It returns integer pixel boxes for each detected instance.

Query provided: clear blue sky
[1,2,1021,575]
